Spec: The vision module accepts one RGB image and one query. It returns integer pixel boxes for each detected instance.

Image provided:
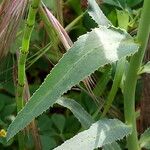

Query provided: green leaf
[0,137,14,148]
[40,135,57,150]
[7,26,139,141]
[1,103,16,117]
[116,10,129,30]
[51,114,65,133]
[88,0,112,27]
[56,97,94,128]
[0,99,5,111]
[103,142,121,150]
[64,116,81,137]
[103,0,126,9]
[38,114,53,132]
[67,0,82,15]
[138,61,150,74]
[126,0,143,7]
[53,119,132,150]
[43,0,56,12]
[139,128,150,149]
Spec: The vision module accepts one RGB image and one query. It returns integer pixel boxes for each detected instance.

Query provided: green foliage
[139,128,150,149]
[67,0,82,15]
[101,58,125,117]
[103,142,121,150]
[56,97,94,128]
[126,0,143,7]
[103,0,126,9]
[53,119,131,150]
[103,0,143,9]
[88,0,111,27]
[7,25,139,141]
[51,114,65,133]
[93,66,112,97]
[139,61,150,74]
[116,10,129,30]
[40,135,57,150]
[0,0,148,149]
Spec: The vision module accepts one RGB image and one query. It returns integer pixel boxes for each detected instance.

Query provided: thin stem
[101,59,125,118]
[124,0,150,150]
[39,5,59,49]
[17,0,41,149]
[93,66,111,97]
[65,12,85,32]
[56,0,64,26]
[26,43,52,69]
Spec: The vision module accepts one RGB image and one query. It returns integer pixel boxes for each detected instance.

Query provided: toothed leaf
[53,119,132,150]
[87,0,112,27]
[7,26,139,141]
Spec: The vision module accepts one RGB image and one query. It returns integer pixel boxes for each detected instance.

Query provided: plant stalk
[65,12,85,32]
[124,0,150,150]
[17,0,41,149]
[56,0,64,26]
[101,59,125,118]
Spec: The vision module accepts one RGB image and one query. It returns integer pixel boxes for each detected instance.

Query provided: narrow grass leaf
[87,0,112,27]
[53,119,132,150]
[56,97,94,128]
[7,26,139,141]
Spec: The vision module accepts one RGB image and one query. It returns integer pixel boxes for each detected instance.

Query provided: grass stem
[17,0,41,149]
[124,0,150,149]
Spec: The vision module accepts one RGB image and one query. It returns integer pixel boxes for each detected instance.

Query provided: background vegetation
[0,0,150,150]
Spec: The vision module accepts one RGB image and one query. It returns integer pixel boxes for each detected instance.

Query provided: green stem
[56,0,64,26]
[17,0,41,149]
[65,12,85,32]
[124,0,150,150]
[101,59,125,118]
[39,5,59,49]
[93,66,111,97]
[26,43,52,69]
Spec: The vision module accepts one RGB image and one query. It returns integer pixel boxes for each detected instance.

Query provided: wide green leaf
[139,128,150,149]
[88,0,112,27]
[7,26,139,141]
[53,119,132,150]
[56,97,94,128]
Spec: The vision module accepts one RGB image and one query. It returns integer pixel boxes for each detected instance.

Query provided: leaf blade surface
[54,119,131,150]
[7,26,139,140]
[56,97,94,128]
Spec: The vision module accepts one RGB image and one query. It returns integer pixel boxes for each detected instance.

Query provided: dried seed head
[0,0,28,60]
